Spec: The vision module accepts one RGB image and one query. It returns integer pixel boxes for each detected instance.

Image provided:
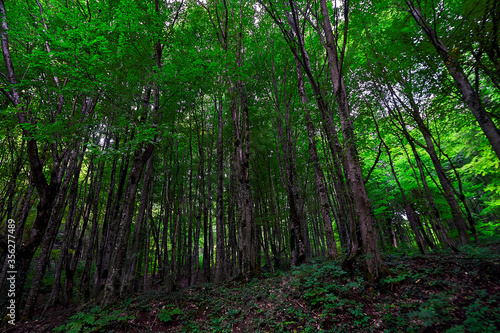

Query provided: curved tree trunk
[406,0,500,160]
[318,0,382,278]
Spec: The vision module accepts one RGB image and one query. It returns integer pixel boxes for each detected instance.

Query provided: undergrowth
[10,243,500,332]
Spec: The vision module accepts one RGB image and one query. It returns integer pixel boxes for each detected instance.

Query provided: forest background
[0,0,499,327]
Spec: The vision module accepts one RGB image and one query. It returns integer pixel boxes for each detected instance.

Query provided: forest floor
[5,241,500,333]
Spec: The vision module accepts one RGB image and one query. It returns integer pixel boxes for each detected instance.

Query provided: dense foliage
[0,0,499,329]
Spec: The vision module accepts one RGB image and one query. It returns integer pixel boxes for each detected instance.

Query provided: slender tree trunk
[79,160,105,303]
[124,155,153,293]
[318,0,382,277]
[402,132,458,251]
[43,160,80,311]
[0,139,25,223]
[104,142,154,301]
[227,154,238,276]
[271,60,307,266]
[294,59,338,259]
[143,212,151,292]
[215,95,226,283]
[94,139,126,298]
[406,0,500,160]
[404,96,470,244]
[371,113,428,253]
[187,135,195,285]
[274,1,357,260]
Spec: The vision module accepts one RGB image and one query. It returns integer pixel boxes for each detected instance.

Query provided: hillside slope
[5,244,500,333]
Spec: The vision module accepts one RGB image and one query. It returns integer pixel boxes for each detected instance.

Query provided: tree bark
[271,59,308,266]
[215,95,226,283]
[294,59,338,259]
[318,0,382,277]
[406,0,500,160]
[123,155,153,293]
[23,146,81,318]
[104,142,154,302]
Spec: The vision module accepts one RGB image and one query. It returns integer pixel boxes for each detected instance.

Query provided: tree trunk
[406,0,500,160]
[404,95,470,244]
[94,139,127,298]
[294,59,338,259]
[79,159,105,303]
[318,0,382,278]
[104,142,154,301]
[215,95,226,283]
[123,155,153,293]
[23,147,81,318]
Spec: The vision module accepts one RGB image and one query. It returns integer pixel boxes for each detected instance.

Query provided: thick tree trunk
[0,181,33,299]
[233,81,257,277]
[23,147,81,318]
[318,0,382,278]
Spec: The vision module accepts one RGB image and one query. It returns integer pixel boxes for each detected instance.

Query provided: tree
[405,0,500,160]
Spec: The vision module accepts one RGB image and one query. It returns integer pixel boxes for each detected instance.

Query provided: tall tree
[405,0,500,160]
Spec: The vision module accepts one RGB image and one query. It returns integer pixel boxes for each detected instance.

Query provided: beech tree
[0,0,498,321]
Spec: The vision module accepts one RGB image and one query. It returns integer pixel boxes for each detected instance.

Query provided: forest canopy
[0,0,499,324]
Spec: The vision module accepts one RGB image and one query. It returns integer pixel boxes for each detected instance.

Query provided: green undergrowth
[19,244,500,332]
